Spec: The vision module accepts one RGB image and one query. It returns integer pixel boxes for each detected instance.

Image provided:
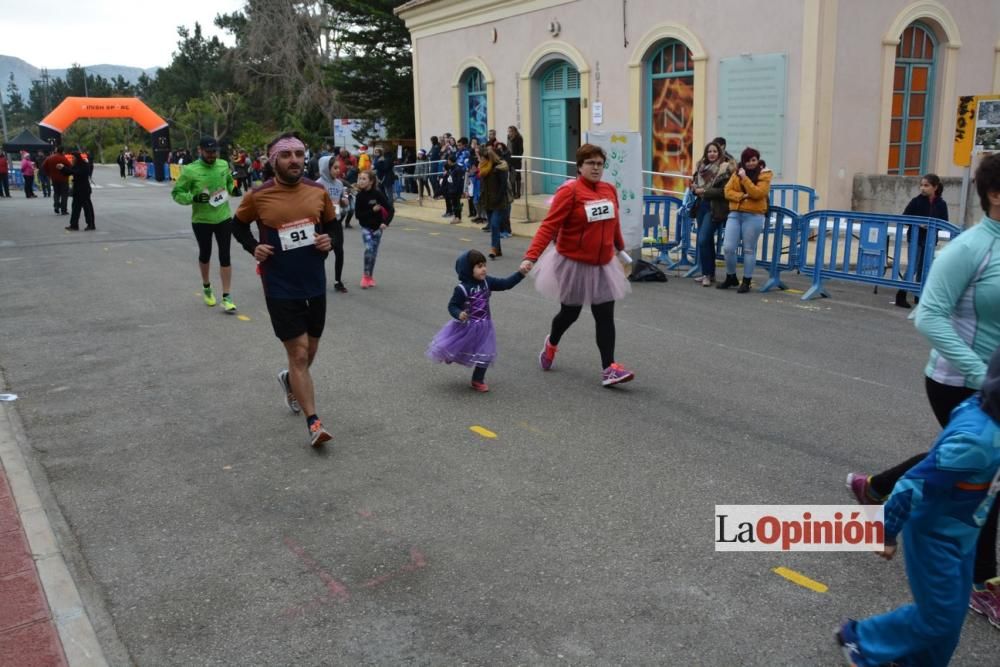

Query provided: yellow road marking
[459,238,472,242]
[429,232,440,236]
[469,426,497,439]
[237,315,251,321]
[785,288,804,294]
[772,567,828,593]
[403,227,416,231]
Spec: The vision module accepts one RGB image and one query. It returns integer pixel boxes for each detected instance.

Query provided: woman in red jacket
[520,144,635,386]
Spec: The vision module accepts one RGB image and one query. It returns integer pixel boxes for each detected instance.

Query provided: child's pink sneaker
[470,381,489,392]
[539,336,558,370]
[360,275,373,289]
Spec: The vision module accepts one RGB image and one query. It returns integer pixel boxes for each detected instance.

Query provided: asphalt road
[0,166,994,665]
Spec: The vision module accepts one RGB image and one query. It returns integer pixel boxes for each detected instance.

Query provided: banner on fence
[586,130,643,249]
[135,162,148,178]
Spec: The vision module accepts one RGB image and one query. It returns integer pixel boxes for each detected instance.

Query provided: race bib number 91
[278,219,315,251]
[585,199,615,223]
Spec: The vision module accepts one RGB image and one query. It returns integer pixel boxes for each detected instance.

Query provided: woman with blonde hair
[478,145,511,259]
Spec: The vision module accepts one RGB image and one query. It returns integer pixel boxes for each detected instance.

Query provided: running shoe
[834,619,865,666]
[539,336,558,371]
[222,295,237,313]
[470,381,489,392]
[845,473,882,505]
[601,363,635,387]
[368,276,377,288]
[360,275,372,289]
[334,282,348,293]
[277,370,301,414]
[309,419,332,447]
[203,286,217,307]
[970,577,1000,629]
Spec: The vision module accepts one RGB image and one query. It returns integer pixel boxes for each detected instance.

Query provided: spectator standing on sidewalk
[507,126,524,199]
[43,148,72,215]
[894,173,949,309]
[717,147,772,293]
[20,152,37,198]
[66,151,95,230]
[0,153,9,197]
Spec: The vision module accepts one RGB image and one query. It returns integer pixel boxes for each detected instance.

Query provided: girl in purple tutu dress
[427,249,527,392]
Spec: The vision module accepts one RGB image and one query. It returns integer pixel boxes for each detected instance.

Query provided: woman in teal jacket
[848,153,1000,627]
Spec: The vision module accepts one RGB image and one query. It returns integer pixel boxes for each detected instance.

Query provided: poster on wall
[974,99,1000,153]
[586,130,643,249]
[468,95,488,143]
[717,53,787,176]
[650,73,694,196]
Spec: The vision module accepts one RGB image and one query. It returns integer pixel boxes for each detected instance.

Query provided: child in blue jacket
[837,346,1000,666]
[426,249,526,392]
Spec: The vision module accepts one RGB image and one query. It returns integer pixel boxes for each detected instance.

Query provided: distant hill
[0,55,159,101]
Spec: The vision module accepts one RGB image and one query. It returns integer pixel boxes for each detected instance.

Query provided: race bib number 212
[585,199,615,223]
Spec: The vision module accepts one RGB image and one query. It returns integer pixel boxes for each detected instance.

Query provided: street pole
[0,87,9,144]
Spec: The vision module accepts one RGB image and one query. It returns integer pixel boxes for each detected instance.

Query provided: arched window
[647,40,694,194]
[463,69,488,143]
[889,22,937,175]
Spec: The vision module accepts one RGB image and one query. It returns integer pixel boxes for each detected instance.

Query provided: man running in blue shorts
[231,132,339,447]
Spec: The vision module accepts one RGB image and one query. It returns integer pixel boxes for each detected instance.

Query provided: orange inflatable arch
[38,97,171,180]
[39,97,168,133]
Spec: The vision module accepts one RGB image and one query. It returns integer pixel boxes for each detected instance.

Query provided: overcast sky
[3,0,244,70]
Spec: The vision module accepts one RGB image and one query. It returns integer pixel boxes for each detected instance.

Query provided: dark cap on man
[199,137,219,151]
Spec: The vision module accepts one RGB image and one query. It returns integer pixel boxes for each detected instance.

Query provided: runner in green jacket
[171,136,238,312]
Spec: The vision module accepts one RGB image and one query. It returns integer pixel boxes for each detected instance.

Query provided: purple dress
[426,284,497,367]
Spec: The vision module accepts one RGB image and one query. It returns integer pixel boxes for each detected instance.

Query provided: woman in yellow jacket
[717,147,773,293]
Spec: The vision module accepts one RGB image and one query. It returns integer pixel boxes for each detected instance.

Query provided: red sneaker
[470,381,489,392]
[539,336,558,371]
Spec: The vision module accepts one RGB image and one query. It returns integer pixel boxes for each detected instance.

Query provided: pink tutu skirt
[531,244,631,306]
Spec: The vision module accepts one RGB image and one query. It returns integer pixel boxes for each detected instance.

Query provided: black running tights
[549,301,616,369]
[869,376,996,581]
[192,222,232,267]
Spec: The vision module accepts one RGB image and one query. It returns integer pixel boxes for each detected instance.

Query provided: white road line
[107,184,124,188]
[127,183,144,188]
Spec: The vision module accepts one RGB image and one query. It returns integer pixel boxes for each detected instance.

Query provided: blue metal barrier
[641,196,687,266]
[758,206,802,292]
[770,184,817,214]
[799,210,961,300]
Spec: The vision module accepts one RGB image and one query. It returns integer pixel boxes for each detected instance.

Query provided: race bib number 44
[278,219,316,251]
[209,189,229,207]
[585,199,615,223]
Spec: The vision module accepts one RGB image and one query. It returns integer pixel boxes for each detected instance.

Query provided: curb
[0,372,130,666]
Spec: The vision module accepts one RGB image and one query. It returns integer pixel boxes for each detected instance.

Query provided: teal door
[542,99,566,193]
[539,62,581,193]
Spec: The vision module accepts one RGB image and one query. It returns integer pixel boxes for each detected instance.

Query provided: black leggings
[192,222,232,267]
[869,377,996,581]
[330,218,344,283]
[472,365,487,382]
[549,301,616,369]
